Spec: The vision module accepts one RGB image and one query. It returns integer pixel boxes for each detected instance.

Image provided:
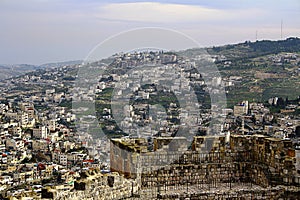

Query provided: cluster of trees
[211,37,300,61]
[249,37,300,55]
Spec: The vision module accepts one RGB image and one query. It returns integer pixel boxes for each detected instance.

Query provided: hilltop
[208,37,300,59]
[0,38,299,109]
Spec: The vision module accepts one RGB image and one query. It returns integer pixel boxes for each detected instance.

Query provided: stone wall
[41,170,138,200]
[110,134,300,199]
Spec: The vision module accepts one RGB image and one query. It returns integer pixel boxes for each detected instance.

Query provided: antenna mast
[256,30,258,41]
[281,19,283,39]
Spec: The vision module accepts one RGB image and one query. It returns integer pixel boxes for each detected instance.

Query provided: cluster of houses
[0,50,298,198]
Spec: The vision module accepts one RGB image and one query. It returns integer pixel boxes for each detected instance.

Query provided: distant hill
[2,38,300,107]
[0,60,82,80]
[2,38,299,81]
[207,37,300,59]
[39,60,82,68]
[0,64,38,80]
[205,37,300,107]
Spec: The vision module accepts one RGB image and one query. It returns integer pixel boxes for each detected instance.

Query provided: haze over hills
[1,37,300,108]
[0,60,82,80]
[2,37,300,80]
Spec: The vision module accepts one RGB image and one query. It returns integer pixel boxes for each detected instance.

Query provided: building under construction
[110,135,300,199]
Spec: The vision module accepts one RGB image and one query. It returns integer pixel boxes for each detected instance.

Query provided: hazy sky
[0,0,299,64]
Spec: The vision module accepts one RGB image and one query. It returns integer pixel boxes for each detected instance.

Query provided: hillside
[208,37,300,59]
[206,37,300,107]
[0,38,299,109]
[0,60,82,80]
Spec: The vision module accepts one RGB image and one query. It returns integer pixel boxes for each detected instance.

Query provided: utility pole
[256,30,258,41]
[281,19,283,39]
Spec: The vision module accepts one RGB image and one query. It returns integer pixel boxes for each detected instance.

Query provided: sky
[0,0,299,64]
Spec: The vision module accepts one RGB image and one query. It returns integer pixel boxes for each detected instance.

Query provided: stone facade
[5,135,300,199]
[41,170,138,200]
[110,135,300,199]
